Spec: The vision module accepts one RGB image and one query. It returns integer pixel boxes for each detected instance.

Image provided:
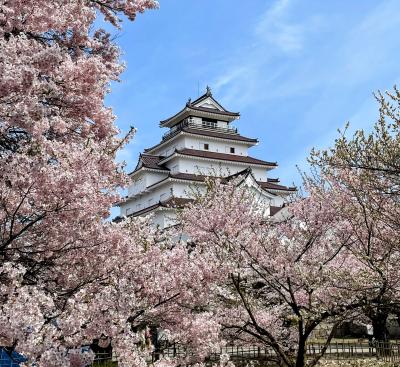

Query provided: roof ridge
[189,86,226,111]
[144,129,258,153]
[258,180,296,191]
[175,148,277,166]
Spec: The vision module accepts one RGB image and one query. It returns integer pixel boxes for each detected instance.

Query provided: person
[366,324,374,347]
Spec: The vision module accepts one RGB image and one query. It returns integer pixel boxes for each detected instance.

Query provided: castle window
[204,143,209,150]
[230,147,235,154]
[202,119,217,129]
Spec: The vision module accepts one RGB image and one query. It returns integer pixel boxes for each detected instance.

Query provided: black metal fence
[2,342,400,366]
[148,341,400,365]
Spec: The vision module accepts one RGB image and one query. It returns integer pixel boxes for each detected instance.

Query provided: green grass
[91,361,118,367]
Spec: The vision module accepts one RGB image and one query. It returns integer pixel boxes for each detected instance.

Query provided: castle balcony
[162,118,238,141]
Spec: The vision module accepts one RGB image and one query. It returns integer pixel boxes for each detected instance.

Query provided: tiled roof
[190,91,227,110]
[169,173,206,182]
[141,154,167,170]
[258,181,296,192]
[269,205,284,216]
[129,154,169,175]
[173,148,277,167]
[161,197,193,208]
[170,171,295,192]
[188,105,239,116]
[144,128,257,153]
[160,106,239,126]
[184,127,258,143]
[127,197,193,217]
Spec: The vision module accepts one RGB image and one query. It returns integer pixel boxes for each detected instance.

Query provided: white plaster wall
[182,136,248,156]
[251,167,269,181]
[248,188,285,208]
[146,209,178,229]
[144,171,169,187]
[127,171,169,196]
[172,181,206,198]
[168,156,268,180]
[272,195,285,207]
[142,186,286,229]
[152,135,186,157]
[163,210,179,228]
[128,172,146,196]
[151,129,255,158]
[120,183,174,216]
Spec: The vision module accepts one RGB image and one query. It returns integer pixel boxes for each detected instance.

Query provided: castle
[119,87,295,227]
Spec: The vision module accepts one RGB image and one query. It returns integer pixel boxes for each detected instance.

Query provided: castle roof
[127,197,193,217]
[140,154,168,170]
[160,88,239,128]
[143,169,295,193]
[121,88,294,224]
[144,126,257,154]
[159,148,277,168]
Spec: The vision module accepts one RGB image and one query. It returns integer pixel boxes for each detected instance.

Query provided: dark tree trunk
[369,310,390,358]
[150,325,160,361]
[295,336,306,367]
[371,311,389,341]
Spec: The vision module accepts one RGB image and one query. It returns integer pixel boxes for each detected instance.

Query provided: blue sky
[105,0,400,187]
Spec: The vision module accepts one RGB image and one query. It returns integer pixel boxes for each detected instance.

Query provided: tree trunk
[371,311,389,341]
[295,337,306,367]
[369,310,390,358]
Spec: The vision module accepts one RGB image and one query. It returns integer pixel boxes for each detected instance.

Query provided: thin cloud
[211,0,324,107]
[254,0,304,53]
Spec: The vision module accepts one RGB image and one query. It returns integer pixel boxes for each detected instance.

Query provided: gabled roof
[160,88,239,128]
[270,205,284,216]
[189,105,239,116]
[190,87,228,110]
[140,154,167,169]
[160,148,277,168]
[130,154,169,175]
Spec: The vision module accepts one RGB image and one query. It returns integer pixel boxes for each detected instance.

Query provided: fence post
[336,341,339,360]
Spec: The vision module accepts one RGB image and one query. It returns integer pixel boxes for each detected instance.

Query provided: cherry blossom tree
[174,87,400,365]
[0,1,217,366]
[306,87,400,341]
[177,179,367,367]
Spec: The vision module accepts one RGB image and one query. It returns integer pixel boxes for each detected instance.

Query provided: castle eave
[144,130,257,155]
[160,106,239,128]
[158,148,277,169]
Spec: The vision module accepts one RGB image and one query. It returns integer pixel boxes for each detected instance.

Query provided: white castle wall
[121,183,174,216]
[128,171,168,197]
[152,135,250,158]
[182,136,248,156]
[164,156,268,181]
